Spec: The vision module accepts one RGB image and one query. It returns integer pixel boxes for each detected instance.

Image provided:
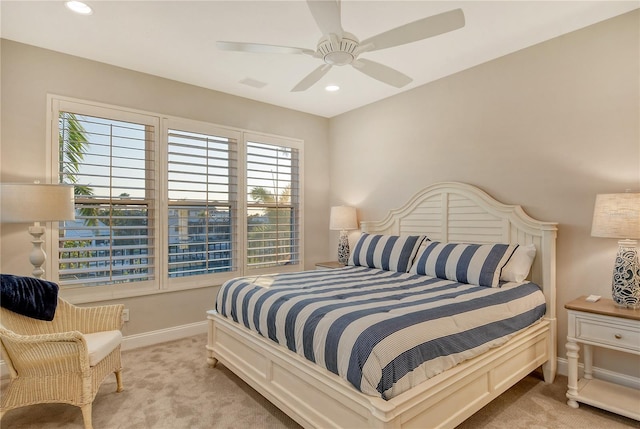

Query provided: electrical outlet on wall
[122,309,130,323]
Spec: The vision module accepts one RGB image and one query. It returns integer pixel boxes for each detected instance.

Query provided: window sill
[60,264,304,304]
[60,280,218,305]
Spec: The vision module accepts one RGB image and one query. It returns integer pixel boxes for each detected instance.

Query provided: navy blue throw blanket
[0,274,59,321]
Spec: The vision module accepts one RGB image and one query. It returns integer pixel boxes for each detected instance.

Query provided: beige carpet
[1,334,638,429]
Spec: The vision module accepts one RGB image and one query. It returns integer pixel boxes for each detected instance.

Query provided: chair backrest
[0,297,74,335]
[0,298,80,377]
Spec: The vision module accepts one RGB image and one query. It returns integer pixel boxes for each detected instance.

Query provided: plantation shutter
[246,139,300,270]
[167,127,238,277]
[58,111,156,287]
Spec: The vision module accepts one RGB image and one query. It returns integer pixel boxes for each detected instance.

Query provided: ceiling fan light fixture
[324,51,353,66]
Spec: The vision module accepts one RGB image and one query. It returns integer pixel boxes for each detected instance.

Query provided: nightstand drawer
[575,316,640,352]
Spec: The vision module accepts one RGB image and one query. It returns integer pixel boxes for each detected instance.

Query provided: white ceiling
[2,1,638,118]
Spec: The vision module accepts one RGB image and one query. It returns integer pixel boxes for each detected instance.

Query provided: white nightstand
[565,296,640,420]
[315,261,346,270]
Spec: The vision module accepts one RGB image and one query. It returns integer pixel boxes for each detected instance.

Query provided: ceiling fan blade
[306,0,343,37]
[217,41,315,56]
[359,8,465,52]
[291,64,332,92]
[352,59,412,88]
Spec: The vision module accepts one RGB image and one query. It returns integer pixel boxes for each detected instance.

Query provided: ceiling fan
[217,1,465,92]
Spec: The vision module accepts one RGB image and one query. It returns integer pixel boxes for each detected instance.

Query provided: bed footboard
[206,310,551,429]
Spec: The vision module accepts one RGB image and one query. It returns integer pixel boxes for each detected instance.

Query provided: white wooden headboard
[360,182,558,324]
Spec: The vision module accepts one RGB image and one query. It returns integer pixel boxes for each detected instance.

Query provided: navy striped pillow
[409,242,519,287]
[348,233,426,273]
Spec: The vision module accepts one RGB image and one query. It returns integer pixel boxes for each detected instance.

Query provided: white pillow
[500,243,536,282]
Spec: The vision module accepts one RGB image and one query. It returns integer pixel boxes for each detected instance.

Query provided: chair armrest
[58,301,124,334]
[0,328,90,375]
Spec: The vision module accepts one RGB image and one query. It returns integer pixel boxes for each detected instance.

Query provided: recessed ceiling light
[65,1,93,15]
[325,85,340,92]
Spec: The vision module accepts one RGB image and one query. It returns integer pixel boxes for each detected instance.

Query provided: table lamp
[330,206,357,264]
[1,182,76,279]
[591,192,640,308]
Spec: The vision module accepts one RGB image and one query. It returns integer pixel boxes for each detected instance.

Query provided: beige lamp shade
[591,193,640,239]
[330,206,357,231]
[1,183,76,223]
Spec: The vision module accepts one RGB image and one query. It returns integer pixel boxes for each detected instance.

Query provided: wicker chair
[0,297,124,429]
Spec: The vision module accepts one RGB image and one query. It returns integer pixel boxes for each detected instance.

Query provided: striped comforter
[215,266,546,399]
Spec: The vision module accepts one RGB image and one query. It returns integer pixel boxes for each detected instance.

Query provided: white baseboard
[120,320,207,351]
[1,321,208,379]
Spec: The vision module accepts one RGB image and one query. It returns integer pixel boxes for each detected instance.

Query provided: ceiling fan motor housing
[318,32,359,66]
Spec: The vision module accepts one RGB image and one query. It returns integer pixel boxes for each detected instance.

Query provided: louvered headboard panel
[360,182,558,322]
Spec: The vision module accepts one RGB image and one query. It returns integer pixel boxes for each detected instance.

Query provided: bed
[206,182,558,428]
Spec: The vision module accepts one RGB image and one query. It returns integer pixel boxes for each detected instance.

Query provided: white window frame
[243,132,304,276]
[163,117,243,291]
[49,96,162,302]
[47,95,304,303]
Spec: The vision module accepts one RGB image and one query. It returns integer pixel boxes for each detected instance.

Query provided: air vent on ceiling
[239,78,267,89]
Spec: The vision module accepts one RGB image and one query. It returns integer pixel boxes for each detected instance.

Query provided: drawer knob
[614,334,622,339]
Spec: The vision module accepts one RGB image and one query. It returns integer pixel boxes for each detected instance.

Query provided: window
[50,97,303,298]
[57,106,158,288]
[246,137,300,269]
[167,123,238,278]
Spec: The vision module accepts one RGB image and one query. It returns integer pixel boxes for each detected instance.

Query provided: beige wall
[329,10,640,378]
[0,39,330,336]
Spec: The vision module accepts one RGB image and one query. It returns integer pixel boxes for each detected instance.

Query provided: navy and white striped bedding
[215,266,546,399]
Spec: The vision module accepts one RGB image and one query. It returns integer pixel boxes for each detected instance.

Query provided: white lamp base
[337,230,350,265]
[612,240,640,309]
[28,222,46,279]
